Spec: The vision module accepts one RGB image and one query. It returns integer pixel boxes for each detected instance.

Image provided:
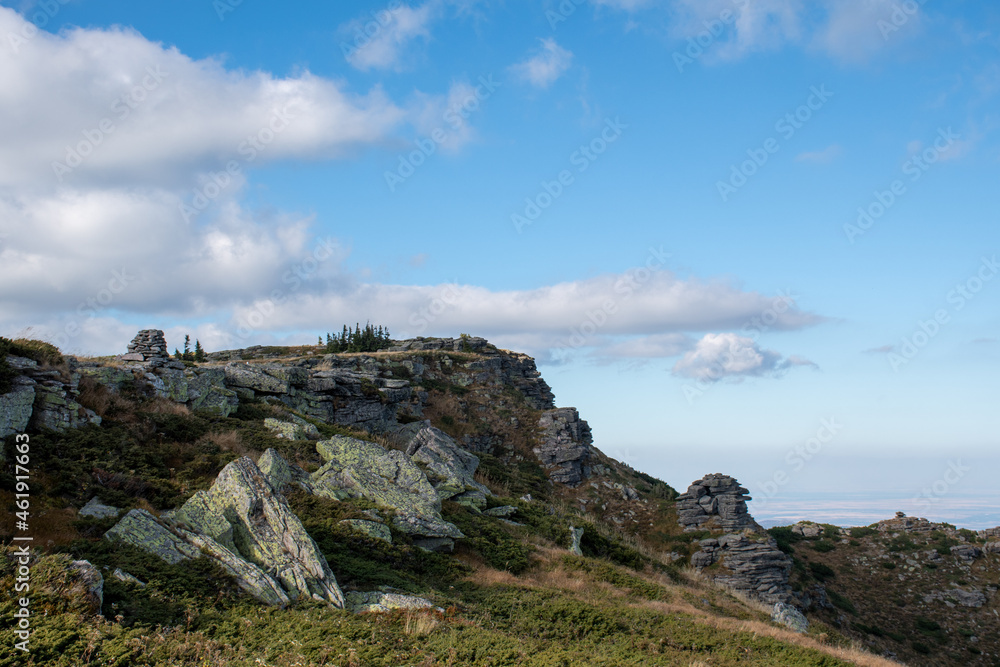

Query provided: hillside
[0,330,996,666]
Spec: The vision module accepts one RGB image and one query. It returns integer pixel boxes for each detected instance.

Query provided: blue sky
[1,0,997,525]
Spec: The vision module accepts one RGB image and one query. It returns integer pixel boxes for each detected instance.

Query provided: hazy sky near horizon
[0,1,998,509]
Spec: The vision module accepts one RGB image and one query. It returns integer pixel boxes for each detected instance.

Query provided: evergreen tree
[182,335,193,361]
[173,349,182,360]
[194,340,205,362]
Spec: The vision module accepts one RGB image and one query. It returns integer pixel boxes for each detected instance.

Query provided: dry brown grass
[75,375,139,420]
[633,600,903,667]
[474,468,511,497]
[197,430,260,461]
[403,610,440,636]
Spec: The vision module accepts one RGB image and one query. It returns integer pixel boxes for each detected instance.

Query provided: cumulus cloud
[341,3,436,71]
[669,0,804,61]
[671,333,816,381]
[509,39,574,88]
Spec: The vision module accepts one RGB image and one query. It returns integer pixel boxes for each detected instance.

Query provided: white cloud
[341,3,436,72]
[812,0,922,63]
[509,39,574,89]
[671,333,816,381]
[669,0,804,61]
[603,333,694,358]
[795,144,842,163]
[0,8,407,190]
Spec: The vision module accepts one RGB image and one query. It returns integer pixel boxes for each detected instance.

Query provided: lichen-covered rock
[105,509,201,565]
[173,456,344,607]
[483,506,518,518]
[339,519,392,543]
[923,587,988,608]
[68,560,104,616]
[30,382,101,432]
[0,372,35,439]
[311,435,462,544]
[675,474,758,533]
[951,544,983,564]
[534,408,593,486]
[185,369,238,417]
[790,521,823,538]
[399,423,489,509]
[569,526,584,556]
[344,590,437,614]
[264,417,320,441]
[112,568,146,587]
[79,497,121,520]
[258,448,313,494]
[224,363,306,394]
[771,602,808,632]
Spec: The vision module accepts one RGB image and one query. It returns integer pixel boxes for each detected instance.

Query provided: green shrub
[808,561,836,582]
[881,561,897,569]
[767,526,803,554]
[911,641,932,655]
[810,540,835,553]
[849,526,876,538]
[827,589,856,614]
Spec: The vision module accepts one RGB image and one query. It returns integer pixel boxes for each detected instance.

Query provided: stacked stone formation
[123,330,172,365]
[675,473,755,533]
[533,408,594,487]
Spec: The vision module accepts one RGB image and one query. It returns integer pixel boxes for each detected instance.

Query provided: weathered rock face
[0,366,35,439]
[951,544,983,564]
[398,423,490,509]
[678,474,792,606]
[675,474,757,533]
[311,435,463,549]
[173,457,344,607]
[923,587,988,608]
[534,408,593,487]
[693,533,793,605]
[264,416,320,441]
[106,456,346,608]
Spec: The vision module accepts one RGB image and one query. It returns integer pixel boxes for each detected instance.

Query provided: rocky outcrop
[0,367,34,439]
[173,456,344,607]
[399,422,490,509]
[340,520,392,542]
[106,456,345,608]
[78,497,121,520]
[534,408,593,486]
[676,474,757,533]
[344,590,439,614]
[258,447,313,494]
[951,544,983,564]
[923,587,988,608]
[264,416,320,441]
[771,602,808,632]
[569,526,584,556]
[693,533,793,605]
[311,435,463,550]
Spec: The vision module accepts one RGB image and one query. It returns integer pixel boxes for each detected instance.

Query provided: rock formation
[106,456,345,608]
[399,422,490,509]
[675,473,757,533]
[678,474,793,605]
[120,330,182,369]
[310,435,463,551]
[534,408,593,486]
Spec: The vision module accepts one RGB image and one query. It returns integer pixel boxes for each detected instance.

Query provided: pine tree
[194,340,205,362]
[182,335,193,361]
[173,349,182,360]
